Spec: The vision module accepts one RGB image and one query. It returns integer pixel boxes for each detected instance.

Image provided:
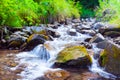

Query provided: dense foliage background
[0,0,120,28]
[0,0,80,27]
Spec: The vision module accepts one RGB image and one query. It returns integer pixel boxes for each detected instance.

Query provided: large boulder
[99,42,120,76]
[55,46,92,68]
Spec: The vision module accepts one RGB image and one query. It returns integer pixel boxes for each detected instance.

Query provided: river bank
[0,18,120,80]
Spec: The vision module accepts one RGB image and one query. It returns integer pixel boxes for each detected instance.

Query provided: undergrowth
[0,0,80,28]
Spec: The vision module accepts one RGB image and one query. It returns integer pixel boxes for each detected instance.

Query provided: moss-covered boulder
[55,46,92,68]
[99,42,120,76]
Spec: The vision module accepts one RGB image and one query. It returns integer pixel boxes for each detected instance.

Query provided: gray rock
[80,30,96,36]
[97,40,111,49]
[67,29,77,36]
[89,33,105,43]
[72,19,81,23]
[92,22,105,30]
[81,24,91,30]
[47,28,60,38]
[65,18,72,25]
[113,37,120,45]
[104,31,120,38]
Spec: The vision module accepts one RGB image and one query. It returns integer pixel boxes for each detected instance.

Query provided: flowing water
[14,25,117,80]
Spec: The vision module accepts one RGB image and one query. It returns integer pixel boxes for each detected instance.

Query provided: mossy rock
[34,30,50,40]
[24,34,46,50]
[36,30,47,35]
[55,46,92,68]
[99,42,120,76]
[8,40,23,48]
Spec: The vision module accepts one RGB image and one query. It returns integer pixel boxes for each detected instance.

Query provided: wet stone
[67,29,77,36]
[44,70,70,80]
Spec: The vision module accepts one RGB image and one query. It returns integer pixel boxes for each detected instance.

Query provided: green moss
[36,30,47,35]
[27,34,49,43]
[27,34,35,43]
[100,44,120,66]
[112,45,120,59]
[56,46,90,63]
[100,50,108,66]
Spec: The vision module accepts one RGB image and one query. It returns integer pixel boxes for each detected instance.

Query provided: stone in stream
[67,29,77,36]
[92,22,105,30]
[7,30,30,49]
[46,28,60,38]
[44,70,70,80]
[89,33,105,43]
[104,31,120,38]
[72,19,81,23]
[47,24,58,29]
[96,40,112,49]
[99,41,120,76]
[55,46,92,68]
[21,34,47,51]
[113,37,120,45]
[79,30,96,36]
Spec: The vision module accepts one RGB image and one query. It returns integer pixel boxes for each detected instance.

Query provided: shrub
[96,0,120,27]
[0,0,22,28]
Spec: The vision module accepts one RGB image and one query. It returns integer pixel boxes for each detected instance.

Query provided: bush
[96,0,120,27]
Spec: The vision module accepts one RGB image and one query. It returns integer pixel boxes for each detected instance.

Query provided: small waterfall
[16,44,54,80]
[31,44,50,61]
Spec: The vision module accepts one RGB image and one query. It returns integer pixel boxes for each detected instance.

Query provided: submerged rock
[55,46,92,68]
[99,42,120,76]
[44,70,70,80]
[67,29,77,36]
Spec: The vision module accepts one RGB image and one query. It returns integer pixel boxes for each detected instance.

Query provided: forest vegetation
[0,0,120,28]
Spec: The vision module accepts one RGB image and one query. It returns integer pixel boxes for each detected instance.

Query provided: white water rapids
[13,24,116,80]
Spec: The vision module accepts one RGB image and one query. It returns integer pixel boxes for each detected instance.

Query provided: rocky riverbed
[0,18,120,80]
